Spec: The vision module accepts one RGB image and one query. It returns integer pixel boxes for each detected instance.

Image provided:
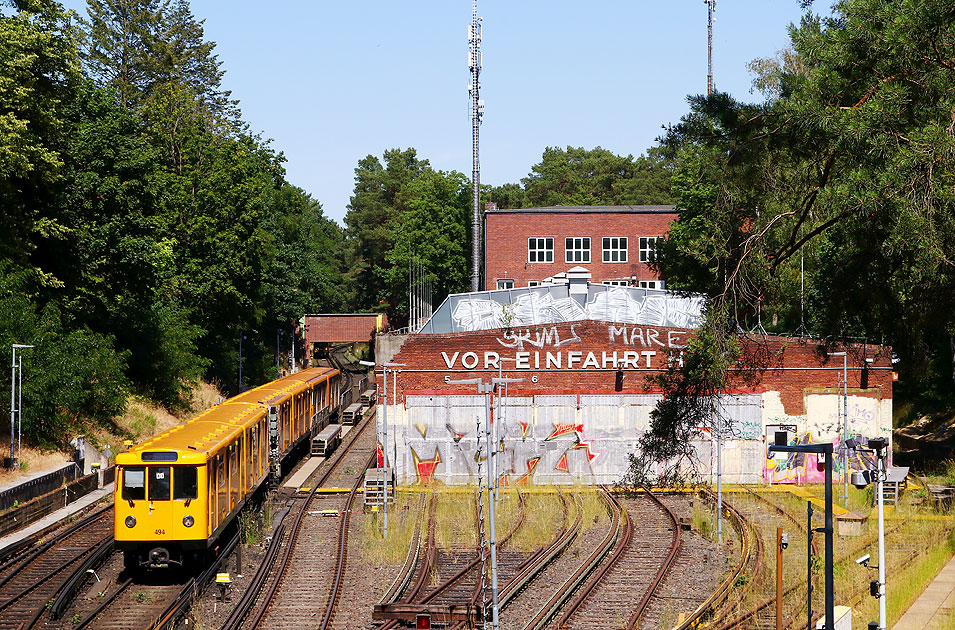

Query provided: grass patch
[434,490,478,548]
[508,490,562,552]
[577,487,608,534]
[852,525,955,626]
[239,499,274,546]
[361,491,419,565]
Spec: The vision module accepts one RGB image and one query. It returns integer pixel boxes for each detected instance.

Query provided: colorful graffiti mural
[764,433,878,484]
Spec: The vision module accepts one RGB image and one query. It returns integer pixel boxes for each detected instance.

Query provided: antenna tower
[469,0,484,292]
[705,0,716,95]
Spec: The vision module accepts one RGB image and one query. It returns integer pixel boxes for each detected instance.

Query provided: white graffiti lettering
[496,325,582,350]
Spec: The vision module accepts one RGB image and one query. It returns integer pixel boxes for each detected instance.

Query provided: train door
[171,466,200,540]
[119,466,149,538]
[229,441,240,510]
[147,466,173,536]
[216,453,228,527]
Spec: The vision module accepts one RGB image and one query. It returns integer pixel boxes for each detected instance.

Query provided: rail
[242,412,375,628]
[521,487,620,630]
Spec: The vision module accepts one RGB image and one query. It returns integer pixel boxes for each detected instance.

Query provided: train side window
[122,467,146,501]
[149,466,171,501]
[174,467,198,500]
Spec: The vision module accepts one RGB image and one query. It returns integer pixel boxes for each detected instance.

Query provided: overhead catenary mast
[469,1,484,292]
[705,0,716,95]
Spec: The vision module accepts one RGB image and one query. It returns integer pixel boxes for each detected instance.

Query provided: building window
[527,281,540,287]
[639,280,665,289]
[497,279,514,289]
[602,237,628,263]
[528,237,554,263]
[602,280,628,286]
[639,237,663,263]
[564,237,591,263]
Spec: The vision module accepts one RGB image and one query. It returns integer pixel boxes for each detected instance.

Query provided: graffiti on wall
[764,432,878,484]
[445,286,704,333]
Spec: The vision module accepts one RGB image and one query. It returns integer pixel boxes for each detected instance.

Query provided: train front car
[114,404,265,570]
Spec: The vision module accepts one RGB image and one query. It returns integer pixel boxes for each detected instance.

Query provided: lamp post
[827,351,849,503]
[238,334,246,393]
[9,344,33,466]
[275,329,284,379]
[359,360,405,537]
[769,439,835,630]
[849,437,888,629]
[448,375,522,630]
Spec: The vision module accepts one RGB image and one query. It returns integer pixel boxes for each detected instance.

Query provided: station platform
[283,424,357,490]
[0,483,114,556]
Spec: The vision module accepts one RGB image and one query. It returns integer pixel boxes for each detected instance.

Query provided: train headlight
[182,515,194,528]
[125,516,136,528]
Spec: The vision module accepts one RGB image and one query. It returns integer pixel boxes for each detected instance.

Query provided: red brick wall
[386,320,893,416]
[484,211,678,288]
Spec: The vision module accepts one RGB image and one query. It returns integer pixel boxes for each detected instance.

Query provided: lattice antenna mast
[469,0,484,292]
[705,0,716,95]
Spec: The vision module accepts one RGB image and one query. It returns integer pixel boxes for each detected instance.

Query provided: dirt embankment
[0,381,223,486]
[894,414,955,469]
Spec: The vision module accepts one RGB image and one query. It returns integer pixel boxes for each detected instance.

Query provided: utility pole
[468,0,484,292]
[448,375,522,630]
[9,344,33,466]
[238,334,246,393]
[705,0,716,95]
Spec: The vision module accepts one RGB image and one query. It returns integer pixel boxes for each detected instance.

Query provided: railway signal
[415,613,431,629]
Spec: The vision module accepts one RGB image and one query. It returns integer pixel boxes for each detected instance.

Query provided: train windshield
[148,466,171,501]
[174,467,198,500]
[122,467,146,501]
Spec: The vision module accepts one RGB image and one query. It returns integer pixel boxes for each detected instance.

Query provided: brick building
[482,204,678,290]
[375,282,894,486]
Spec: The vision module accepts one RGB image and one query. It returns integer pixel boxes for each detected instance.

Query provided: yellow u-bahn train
[114,367,342,569]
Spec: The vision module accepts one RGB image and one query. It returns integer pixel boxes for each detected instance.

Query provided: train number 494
[154,528,166,535]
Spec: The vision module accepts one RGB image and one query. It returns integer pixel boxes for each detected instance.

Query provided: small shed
[836,511,868,537]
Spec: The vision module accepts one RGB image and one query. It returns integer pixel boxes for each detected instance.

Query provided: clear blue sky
[66,1,819,225]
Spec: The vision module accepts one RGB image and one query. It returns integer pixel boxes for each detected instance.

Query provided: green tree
[522,146,675,207]
[343,148,428,311]
[79,0,235,119]
[263,184,346,326]
[0,269,129,446]
[487,182,527,209]
[78,0,160,107]
[0,0,81,282]
[381,168,471,320]
[648,0,955,461]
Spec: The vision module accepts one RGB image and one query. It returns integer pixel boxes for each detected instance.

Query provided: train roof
[116,367,339,465]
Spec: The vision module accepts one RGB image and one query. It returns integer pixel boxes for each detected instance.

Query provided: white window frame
[528,237,554,263]
[564,237,591,263]
[496,278,515,289]
[602,237,628,263]
[527,281,540,287]
[639,280,664,289]
[602,280,628,287]
[639,236,663,263]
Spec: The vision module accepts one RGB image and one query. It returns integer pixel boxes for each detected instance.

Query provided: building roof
[304,313,387,343]
[416,277,705,334]
[484,205,678,215]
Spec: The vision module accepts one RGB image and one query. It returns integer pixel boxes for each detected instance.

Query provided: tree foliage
[645,0,955,466]
[522,146,675,207]
[343,148,428,312]
[0,0,345,448]
[381,168,472,318]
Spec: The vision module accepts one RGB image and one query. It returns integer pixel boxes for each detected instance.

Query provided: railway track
[554,489,681,630]
[0,506,113,630]
[231,411,376,630]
